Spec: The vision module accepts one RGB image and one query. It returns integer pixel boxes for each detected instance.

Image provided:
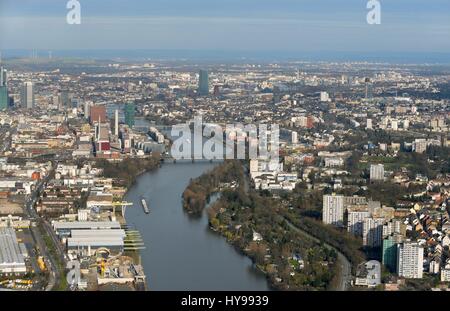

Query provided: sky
[0,0,449,58]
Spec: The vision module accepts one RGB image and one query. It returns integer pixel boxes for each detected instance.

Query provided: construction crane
[111,201,133,217]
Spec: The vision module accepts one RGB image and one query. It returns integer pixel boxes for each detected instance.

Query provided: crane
[111,201,133,217]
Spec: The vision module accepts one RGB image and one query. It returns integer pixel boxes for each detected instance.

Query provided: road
[281,217,352,291]
[28,221,57,291]
[24,161,67,291]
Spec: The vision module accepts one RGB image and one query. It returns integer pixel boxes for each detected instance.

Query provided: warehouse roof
[53,221,121,231]
[0,228,25,265]
[67,237,124,248]
[71,229,126,239]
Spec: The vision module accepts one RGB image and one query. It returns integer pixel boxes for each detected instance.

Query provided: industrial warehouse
[0,228,28,275]
[53,221,125,256]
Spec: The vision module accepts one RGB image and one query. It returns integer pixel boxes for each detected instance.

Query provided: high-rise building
[21,81,34,109]
[363,217,385,247]
[213,85,220,97]
[397,241,424,279]
[114,109,119,136]
[95,123,111,155]
[124,103,135,128]
[89,105,107,124]
[365,78,373,99]
[291,131,298,144]
[370,164,385,181]
[0,86,7,110]
[0,67,9,110]
[382,234,404,273]
[0,67,7,87]
[84,102,92,118]
[198,70,209,96]
[322,194,344,227]
[59,90,72,109]
[347,206,370,237]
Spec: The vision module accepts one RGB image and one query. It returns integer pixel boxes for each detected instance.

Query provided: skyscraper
[198,70,209,96]
[124,102,135,128]
[21,81,34,109]
[0,86,7,110]
[347,206,370,237]
[291,131,298,144]
[60,90,72,109]
[114,109,119,136]
[382,234,404,273]
[397,241,424,279]
[0,67,7,87]
[363,217,385,247]
[0,67,7,110]
[213,85,220,97]
[365,78,373,99]
[322,194,344,227]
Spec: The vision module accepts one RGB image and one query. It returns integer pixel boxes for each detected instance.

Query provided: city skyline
[1,0,450,300]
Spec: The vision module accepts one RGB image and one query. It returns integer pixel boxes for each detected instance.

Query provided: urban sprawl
[0,58,449,291]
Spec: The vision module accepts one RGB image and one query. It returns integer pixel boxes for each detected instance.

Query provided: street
[282,217,352,291]
[24,161,67,291]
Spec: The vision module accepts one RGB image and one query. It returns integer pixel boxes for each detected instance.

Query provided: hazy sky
[0,0,449,54]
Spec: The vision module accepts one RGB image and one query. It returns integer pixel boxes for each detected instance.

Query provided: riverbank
[95,155,161,189]
[95,155,161,291]
[182,161,241,215]
[182,161,339,291]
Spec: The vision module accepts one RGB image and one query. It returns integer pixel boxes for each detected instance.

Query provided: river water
[124,162,270,291]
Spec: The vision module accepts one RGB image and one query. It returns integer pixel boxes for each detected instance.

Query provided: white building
[391,119,399,131]
[324,157,344,168]
[366,119,373,130]
[441,262,450,282]
[344,196,368,207]
[403,119,410,130]
[67,229,126,256]
[363,217,385,247]
[397,241,424,279]
[322,194,344,227]
[291,131,298,145]
[355,260,382,288]
[347,207,370,237]
[0,228,27,275]
[320,92,330,102]
[370,164,385,181]
[250,159,259,173]
[21,81,34,109]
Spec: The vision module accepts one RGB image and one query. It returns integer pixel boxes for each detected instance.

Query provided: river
[124,162,270,291]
